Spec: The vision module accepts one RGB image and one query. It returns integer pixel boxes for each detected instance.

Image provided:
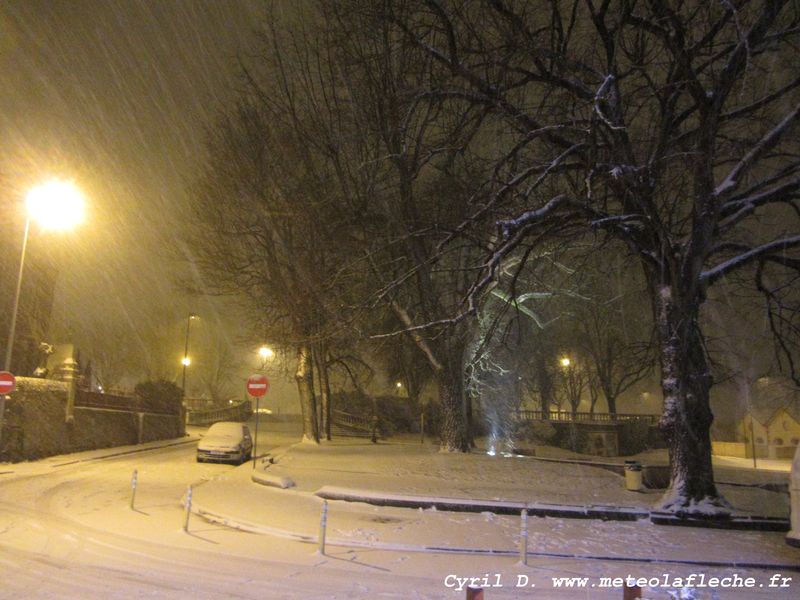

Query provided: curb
[315,486,648,521]
[650,511,790,532]
[314,486,790,531]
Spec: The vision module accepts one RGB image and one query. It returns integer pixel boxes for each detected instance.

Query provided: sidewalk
[0,428,201,478]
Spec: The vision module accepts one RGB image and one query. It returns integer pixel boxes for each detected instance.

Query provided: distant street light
[181,314,198,397]
[560,356,571,368]
[4,180,85,371]
[258,345,274,365]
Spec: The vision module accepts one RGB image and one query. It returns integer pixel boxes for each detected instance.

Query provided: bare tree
[568,252,653,415]
[186,96,352,442]
[388,0,800,514]
[223,1,493,451]
[556,355,587,416]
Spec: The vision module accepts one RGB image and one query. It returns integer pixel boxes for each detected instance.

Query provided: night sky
[0,1,267,385]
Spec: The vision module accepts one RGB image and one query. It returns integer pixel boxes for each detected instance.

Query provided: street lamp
[258,345,274,369]
[4,180,85,371]
[181,313,198,398]
[559,356,571,368]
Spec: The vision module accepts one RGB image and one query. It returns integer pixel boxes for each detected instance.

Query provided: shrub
[134,380,183,415]
[512,420,557,446]
[618,419,652,455]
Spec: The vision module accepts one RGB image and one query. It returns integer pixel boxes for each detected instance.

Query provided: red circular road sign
[0,371,16,395]
[246,374,270,397]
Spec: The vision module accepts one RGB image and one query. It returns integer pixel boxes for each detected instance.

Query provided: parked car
[196,421,253,465]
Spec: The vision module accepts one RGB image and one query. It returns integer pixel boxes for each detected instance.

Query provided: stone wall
[0,378,183,462]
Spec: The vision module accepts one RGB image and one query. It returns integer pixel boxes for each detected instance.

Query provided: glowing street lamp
[4,180,85,371]
[560,356,571,368]
[257,345,274,370]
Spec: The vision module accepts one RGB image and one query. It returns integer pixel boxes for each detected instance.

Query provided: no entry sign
[0,371,16,395]
[246,374,269,397]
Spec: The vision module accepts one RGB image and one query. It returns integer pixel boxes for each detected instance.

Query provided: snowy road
[0,428,797,599]
[0,434,462,599]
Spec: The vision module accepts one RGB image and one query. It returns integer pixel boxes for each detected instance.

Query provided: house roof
[739,377,800,426]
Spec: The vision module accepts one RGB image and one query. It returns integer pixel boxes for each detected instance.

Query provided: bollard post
[130,469,138,510]
[519,508,528,565]
[183,485,192,532]
[318,499,328,555]
[466,587,484,600]
[623,583,642,599]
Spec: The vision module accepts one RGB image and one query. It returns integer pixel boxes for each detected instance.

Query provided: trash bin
[787,443,800,547]
[624,460,643,492]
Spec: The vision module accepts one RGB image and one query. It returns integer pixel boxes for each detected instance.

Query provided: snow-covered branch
[714,101,800,197]
[439,144,583,251]
[593,74,626,131]
[701,235,800,286]
[387,301,444,372]
[718,176,800,232]
[720,74,800,121]
[496,194,569,239]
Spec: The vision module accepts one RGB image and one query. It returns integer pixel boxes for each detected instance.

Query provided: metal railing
[516,409,659,425]
[75,390,178,416]
[331,409,377,438]
[187,400,252,426]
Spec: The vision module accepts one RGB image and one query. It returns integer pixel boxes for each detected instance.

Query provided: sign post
[0,371,17,452]
[247,374,269,469]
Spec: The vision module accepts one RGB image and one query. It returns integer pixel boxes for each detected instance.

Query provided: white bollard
[519,509,528,565]
[318,500,328,555]
[130,469,138,510]
[183,485,193,532]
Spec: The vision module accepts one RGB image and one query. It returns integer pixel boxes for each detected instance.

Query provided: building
[735,378,800,460]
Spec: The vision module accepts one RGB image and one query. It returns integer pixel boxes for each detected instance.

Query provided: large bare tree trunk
[535,353,553,419]
[295,345,319,444]
[437,337,470,452]
[315,344,332,441]
[654,287,726,514]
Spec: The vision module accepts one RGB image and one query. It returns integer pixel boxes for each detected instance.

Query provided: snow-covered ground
[1,423,798,599]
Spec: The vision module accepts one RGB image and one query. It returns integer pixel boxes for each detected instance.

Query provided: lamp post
[1,180,84,452]
[4,180,85,371]
[181,313,198,398]
[253,345,274,466]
